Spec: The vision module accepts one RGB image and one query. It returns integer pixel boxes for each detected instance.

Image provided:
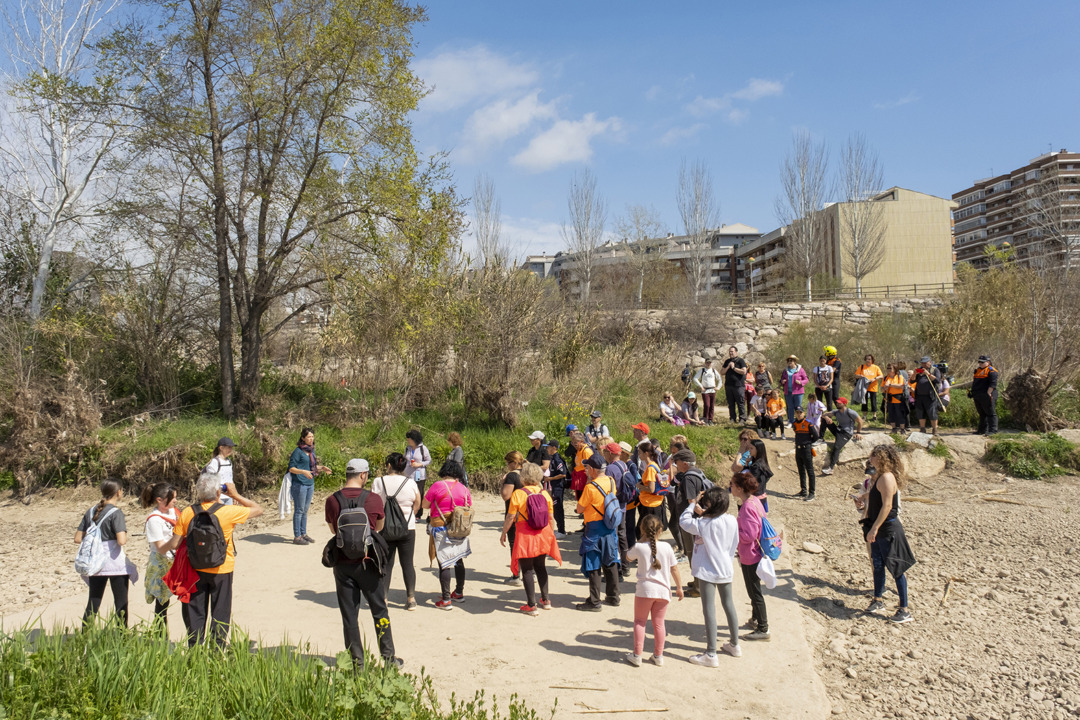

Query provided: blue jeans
[291,481,314,538]
[871,523,908,607]
[784,392,803,424]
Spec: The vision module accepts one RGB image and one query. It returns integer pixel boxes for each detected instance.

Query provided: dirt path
[2,491,829,719]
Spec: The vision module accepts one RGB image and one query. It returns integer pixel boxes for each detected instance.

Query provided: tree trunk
[236,309,265,415]
[28,224,58,320]
[637,271,644,307]
[805,275,813,303]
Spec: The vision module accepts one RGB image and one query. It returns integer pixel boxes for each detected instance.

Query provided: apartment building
[952,150,1080,268]
[521,254,555,279]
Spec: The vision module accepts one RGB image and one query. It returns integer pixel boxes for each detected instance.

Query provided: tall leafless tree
[614,203,664,307]
[1021,165,1080,277]
[839,133,887,297]
[561,168,606,305]
[472,173,507,268]
[776,131,830,301]
[0,0,125,320]
[676,159,720,305]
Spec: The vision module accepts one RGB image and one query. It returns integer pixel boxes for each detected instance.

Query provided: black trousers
[519,555,549,606]
[795,444,815,494]
[552,492,566,534]
[665,494,681,552]
[636,503,663,536]
[815,387,835,411]
[624,506,637,547]
[439,560,465,600]
[333,563,395,667]
[379,529,417,601]
[725,384,746,421]
[974,392,998,434]
[823,424,852,468]
[182,571,233,647]
[587,565,620,606]
[506,525,518,577]
[740,561,768,632]
[617,513,630,569]
[84,575,129,628]
[861,392,878,415]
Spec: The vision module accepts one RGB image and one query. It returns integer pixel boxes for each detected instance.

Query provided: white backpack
[74,506,117,576]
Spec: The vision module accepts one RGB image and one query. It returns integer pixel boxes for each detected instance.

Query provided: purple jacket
[782,366,809,395]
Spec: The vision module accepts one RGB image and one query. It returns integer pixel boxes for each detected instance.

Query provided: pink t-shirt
[424,480,472,521]
[737,494,765,565]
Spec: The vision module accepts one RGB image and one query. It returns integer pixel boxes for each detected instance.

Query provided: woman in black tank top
[862,445,915,624]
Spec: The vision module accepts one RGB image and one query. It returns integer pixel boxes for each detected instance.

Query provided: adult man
[164,471,263,647]
[721,346,748,424]
[525,431,548,468]
[575,454,621,611]
[545,440,569,537]
[971,355,999,435]
[820,398,863,475]
[681,362,692,388]
[693,359,721,424]
[325,459,402,669]
[628,422,652,471]
[791,406,819,501]
[601,442,631,575]
[909,356,943,435]
[671,449,710,597]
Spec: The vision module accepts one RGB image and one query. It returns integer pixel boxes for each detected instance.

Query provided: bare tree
[472,173,508,268]
[676,159,720,305]
[776,131,830,301]
[1021,166,1080,277]
[0,0,125,320]
[561,168,607,305]
[614,203,664,307]
[839,133,887,297]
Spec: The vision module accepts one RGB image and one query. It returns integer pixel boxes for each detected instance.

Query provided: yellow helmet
[823,345,837,356]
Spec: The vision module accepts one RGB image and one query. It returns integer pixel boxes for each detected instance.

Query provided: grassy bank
[0,625,545,719]
[986,433,1080,479]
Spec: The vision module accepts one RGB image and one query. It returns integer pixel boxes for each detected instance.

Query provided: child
[679,485,741,666]
[624,514,683,667]
[806,394,827,440]
[813,355,834,411]
[765,389,787,440]
[140,482,178,629]
[791,407,819,501]
[75,479,131,627]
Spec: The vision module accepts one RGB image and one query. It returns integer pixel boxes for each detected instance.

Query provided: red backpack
[523,489,549,530]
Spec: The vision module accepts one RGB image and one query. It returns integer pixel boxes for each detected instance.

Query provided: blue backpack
[759,517,782,561]
[590,480,624,530]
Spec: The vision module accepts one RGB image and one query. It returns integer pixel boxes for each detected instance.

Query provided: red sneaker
[434,599,452,610]
[450,592,465,601]
[519,604,539,616]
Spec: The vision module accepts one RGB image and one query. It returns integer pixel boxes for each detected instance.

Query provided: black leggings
[379,529,417,599]
[519,556,549,607]
[861,392,879,415]
[740,562,768,632]
[84,575,129,628]
[439,560,465,600]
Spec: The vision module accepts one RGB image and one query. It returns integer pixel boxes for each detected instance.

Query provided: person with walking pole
[908,357,943,436]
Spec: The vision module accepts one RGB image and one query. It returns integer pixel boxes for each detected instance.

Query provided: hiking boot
[576,602,602,612]
[744,630,771,641]
[796,489,808,498]
[865,599,885,614]
[805,493,816,502]
[603,597,621,607]
[721,642,742,658]
[519,604,539,616]
[648,654,664,667]
[385,656,405,669]
[688,653,719,668]
[624,652,642,667]
[292,537,308,545]
[889,608,913,624]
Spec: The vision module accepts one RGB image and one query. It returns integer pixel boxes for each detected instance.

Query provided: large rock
[758,328,779,338]
[734,341,749,355]
[906,431,936,449]
[942,434,989,458]
[702,347,717,359]
[835,433,895,465]
[905,448,946,479]
[1054,429,1080,445]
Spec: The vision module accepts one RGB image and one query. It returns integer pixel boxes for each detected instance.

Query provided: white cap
[345,458,369,474]
[528,430,546,440]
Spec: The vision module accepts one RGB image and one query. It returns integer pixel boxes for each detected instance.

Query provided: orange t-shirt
[508,486,555,525]
[766,397,786,416]
[574,445,593,473]
[637,462,664,508]
[173,502,251,574]
[579,475,616,522]
[857,364,884,393]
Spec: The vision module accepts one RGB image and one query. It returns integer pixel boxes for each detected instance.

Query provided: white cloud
[458,91,557,160]
[645,84,663,102]
[731,78,784,101]
[873,92,920,110]
[511,113,622,172]
[727,108,749,124]
[687,94,731,117]
[659,123,707,146]
[414,46,538,112]
[457,214,565,261]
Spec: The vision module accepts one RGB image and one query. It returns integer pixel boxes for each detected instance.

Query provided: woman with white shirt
[140,482,178,629]
[680,485,742,666]
[405,429,431,518]
[373,453,422,611]
[659,392,681,425]
[205,436,236,505]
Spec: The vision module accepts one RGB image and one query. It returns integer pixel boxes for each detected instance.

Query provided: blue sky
[410,1,1080,259]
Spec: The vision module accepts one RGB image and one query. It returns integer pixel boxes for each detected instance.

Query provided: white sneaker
[554,532,567,539]
[721,643,742,658]
[821,466,834,476]
[624,652,642,667]
[648,654,664,667]
[688,653,719,668]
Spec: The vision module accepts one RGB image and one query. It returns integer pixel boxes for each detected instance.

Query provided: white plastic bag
[756,555,777,589]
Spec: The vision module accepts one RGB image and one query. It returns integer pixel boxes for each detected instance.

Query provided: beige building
[735,187,957,298]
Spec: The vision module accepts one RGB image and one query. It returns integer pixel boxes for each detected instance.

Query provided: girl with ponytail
[624,514,683,667]
[140,481,178,629]
[74,479,131,627]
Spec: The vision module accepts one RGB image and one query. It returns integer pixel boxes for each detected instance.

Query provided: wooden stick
[575,710,669,715]
[903,497,944,504]
[941,578,953,606]
[551,685,608,691]
[982,496,1047,508]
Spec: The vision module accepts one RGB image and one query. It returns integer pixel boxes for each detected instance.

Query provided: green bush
[0,626,546,720]
[985,433,1080,479]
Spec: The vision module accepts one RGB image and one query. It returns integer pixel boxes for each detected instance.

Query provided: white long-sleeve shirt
[679,504,739,584]
[694,367,720,393]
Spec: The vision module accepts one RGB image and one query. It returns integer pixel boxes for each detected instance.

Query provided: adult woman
[659,392,681,425]
[856,355,884,421]
[445,432,468,487]
[678,392,706,426]
[860,445,916,624]
[781,355,810,425]
[749,390,767,436]
[569,431,593,498]
[140,482,177,629]
[764,389,787,440]
[754,361,773,394]
[813,355,834,411]
[423,461,473,609]
[883,363,910,433]
[730,429,757,475]
[288,427,331,545]
[744,439,774,512]
[500,451,526,584]
[500,463,562,614]
[75,479,131,627]
[373,452,421,611]
[405,429,431,516]
[729,471,769,641]
[635,441,666,534]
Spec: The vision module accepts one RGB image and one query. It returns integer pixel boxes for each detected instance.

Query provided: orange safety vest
[974,365,997,379]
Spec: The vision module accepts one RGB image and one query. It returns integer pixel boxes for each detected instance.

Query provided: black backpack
[335,490,374,560]
[187,503,229,570]
[379,477,412,543]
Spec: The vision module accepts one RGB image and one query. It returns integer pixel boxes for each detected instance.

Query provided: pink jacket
[782,366,810,395]
[737,495,765,565]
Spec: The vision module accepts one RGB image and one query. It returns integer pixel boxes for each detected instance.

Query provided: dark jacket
[674,467,710,514]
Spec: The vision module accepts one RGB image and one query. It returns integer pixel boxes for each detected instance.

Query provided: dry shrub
[118,445,203,496]
[1004,369,1067,432]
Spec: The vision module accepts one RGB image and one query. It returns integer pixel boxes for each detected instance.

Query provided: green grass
[928,441,952,459]
[985,433,1080,479]
[0,625,546,720]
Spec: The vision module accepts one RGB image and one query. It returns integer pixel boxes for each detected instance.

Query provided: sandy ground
[1,488,828,719]
[5,431,1080,720]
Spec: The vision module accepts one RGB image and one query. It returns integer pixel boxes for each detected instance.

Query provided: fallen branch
[575,711,669,715]
[982,496,1047,508]
[967,487,1015,499]
[941,578,953,606]
[551,685,607,692]
[903,497,944,505]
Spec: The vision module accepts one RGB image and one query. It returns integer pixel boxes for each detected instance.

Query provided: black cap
[217,437,236,448]
[583,454,605,470]
[978,355,991,363]
[672,449,697,464]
